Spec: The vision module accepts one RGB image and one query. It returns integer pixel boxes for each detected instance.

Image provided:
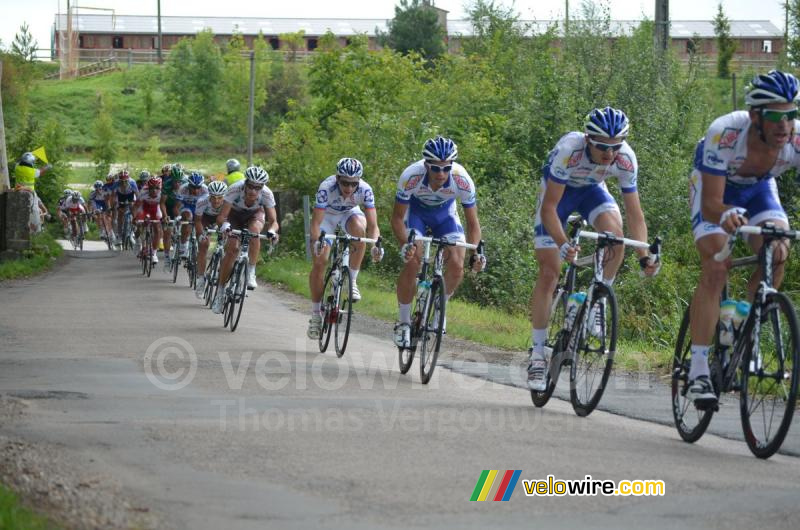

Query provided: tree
[11,22,38,62]
[377,0,446,61]
[713,2,737,78]
[787,0,800,66]
[92,93,116,178]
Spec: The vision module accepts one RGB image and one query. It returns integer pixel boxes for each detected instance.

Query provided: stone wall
[0,191,33,259]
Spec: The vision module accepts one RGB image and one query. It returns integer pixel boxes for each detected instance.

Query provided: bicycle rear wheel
[187,239,197,289]
[144,229,153,277]
[570,283,617,417]
[531,288,567,408]
[740,292,800,459]
[229,261,248,332]
[419,277,446,385]
[334,267,353,357]
[171,244,180,284]
[223,263,238,328]
[318,268,335,353]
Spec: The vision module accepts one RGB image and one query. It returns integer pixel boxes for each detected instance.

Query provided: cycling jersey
[223,180,276,212]
[89,189,107,211]
[543,131,638,191]
[315,175,376,214]
[115,180,139,204]
[137,186,162,221]
[195,196,224,218]
[63,196,86,214]
[177,183,209,215]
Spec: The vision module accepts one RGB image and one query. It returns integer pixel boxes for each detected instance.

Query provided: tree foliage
[92,92,116,178]
[377,0,446,61]
[713,2,737,78]
[11,22,38,62]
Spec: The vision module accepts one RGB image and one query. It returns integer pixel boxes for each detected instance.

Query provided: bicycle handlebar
[230,228,277,241]
[321,232,381,245]
[714,224,800,262]
[406,231,483,252]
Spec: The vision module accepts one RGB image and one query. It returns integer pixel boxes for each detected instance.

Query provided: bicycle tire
[230,261,248,332]
[399,290,426,375]
[740,291,800,459]
[569,283,617,417]
[144,229,153,278]
[318,268,335,353]
[223,263,237,328]
[334,267,353,357]
[531,288,568,408]
[171,244,180,284]
[204,252,219,307]
[188,238,197,289]
[420,277,446,385]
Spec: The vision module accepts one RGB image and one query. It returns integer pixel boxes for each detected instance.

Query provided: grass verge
[0,483,56,530]
[258,255,670,371]
[0,232,63,281]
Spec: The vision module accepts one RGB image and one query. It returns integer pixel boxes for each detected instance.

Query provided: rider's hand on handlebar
[639,255,661,277]
[469,253,486,272]
[313,239,326,257]
[720,207,748,234]
[400,242,416,263]
[559,242,579,262]
[371,245,384,263]
[220,221,231,234]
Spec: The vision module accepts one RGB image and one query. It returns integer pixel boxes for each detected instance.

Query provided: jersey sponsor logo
[363,188,375,204]
[404,174,422,190]
[705,150,724,166]
[453,174,471,192]
[718,127,740,149]
[614,153,634,173]
[565,149,583,169]
[316,190,328,204]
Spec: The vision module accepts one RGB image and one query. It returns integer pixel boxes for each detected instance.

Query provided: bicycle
[90,210,114,250]
[672,223,800,458]
[316,229,382,357]
[116,204,135,252]
[397,232,484,384]
[531,215,661,417]
[167,219,190,284]
[68,212,87,251]
[202,227,224,307]
[136,218,160,278]
[184,227,199,290]
[222,229,276,332]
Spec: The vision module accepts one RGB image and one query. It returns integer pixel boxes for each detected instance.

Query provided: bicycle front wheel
[570,283,617,417]
[420,277,446,385]
[740,292,800,459]
[145,230,153,277]
[671,305,718,443]
[171,245,180,284]
[318,269,334,353]
[188,240,197,289]
[531,287,567,408]
[229,262,248,332]
[204,252,220,307]
[334,267,353,357]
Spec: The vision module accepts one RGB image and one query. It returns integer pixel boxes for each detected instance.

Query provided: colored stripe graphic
[470,470,490,501]
[493,470,515,501]
[500,470,522,501]
[477,470,498,501]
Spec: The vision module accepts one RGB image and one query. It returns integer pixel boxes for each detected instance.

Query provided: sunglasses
[588,138,624,152]
[245,183,263,191]
[761,108,799,123]
[338,179,359,188]
[427,163,453,173]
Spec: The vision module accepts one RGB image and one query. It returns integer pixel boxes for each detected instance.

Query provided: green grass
[258,255,671,370]
[0,483,57,529]
[0,232,63,281]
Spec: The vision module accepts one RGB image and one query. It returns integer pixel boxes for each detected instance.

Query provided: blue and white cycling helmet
[422,136,458,162]
[336,157,363,179]
[745,70,800,107]
[584,106,630,138]
[207,180,228,196]
[93,180,103,189]
[244,166,269,185]
[188,172,204,188]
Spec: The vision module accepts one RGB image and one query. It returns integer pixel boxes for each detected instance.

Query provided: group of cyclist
[44,68,800,414]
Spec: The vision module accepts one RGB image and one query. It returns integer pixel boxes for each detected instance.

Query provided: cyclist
[88,180,113,242]
[57,189,73,238]
[306,158,383,339]
[160,164,185,271]
[391,136,486,349]
[526,107,659,391]
[136,170,150,191]
[225,158,245,186]
[176,172,209,258]
[686,70,800,409]
[64,190,88,237]
[114,169,139,246]
[194,180,228,298]
[212,166,279,313]
[133,176,164,263]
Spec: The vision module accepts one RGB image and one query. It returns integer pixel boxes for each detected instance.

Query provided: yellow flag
[31,146,48,164]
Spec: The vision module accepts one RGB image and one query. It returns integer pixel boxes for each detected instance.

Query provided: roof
[53,14,783,39]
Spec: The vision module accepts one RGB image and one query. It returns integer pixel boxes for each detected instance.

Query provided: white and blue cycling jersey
[177,183,209,215]
[114,180,139,204]
[315,175,375,236]
[89,189,108,211]
[534,132,638,249]
[689,111,800,240]
[395,160,477,242]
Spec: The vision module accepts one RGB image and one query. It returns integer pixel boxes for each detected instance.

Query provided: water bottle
[565,292,586,330]
[732,301,750,334]
[718,299,736,347]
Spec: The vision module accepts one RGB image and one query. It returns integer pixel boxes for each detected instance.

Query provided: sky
[0,0,789,57]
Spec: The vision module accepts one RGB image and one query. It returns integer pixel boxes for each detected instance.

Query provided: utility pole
[654,0,669,53]
[0,61,9,192]
[565,0,569,33]
[247,51,255,167]
[157,0,163,64]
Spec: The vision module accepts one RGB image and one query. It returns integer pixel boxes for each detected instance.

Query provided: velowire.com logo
[469,470,522,502]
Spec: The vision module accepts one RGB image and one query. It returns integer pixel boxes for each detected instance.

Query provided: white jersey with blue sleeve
[177,183,209,207]
[395,160,476,210]
[314,175,376,214]
[543,132,638,193]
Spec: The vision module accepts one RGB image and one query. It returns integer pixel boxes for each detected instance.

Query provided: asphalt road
[2,250,800,529]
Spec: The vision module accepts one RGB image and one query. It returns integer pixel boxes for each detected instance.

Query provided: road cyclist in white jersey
[212,166,280,313]
[527,106,660,391]
[176,172,209,258]
[194,180,228,298]
[391,136,486,349]
[88,180,114,243]
[686,70,800,409]
[306,157,384,339]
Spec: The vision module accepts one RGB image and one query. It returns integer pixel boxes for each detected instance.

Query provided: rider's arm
[264,206,279,235]
[194,213,204,238]
[540,181,569,248]
[159,193,169,220]
[310,208,325,242]
[364,207,380,241]
[621,191,649,258]
[462,205,481,248]
[391,202,409,245]
[700,172,730,225]
[216,202,232,227]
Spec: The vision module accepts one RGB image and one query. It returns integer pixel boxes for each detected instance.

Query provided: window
[112,36,124,49]
[686,39,695,54]
[269,38,279,50]
[78,35,84,48]
[763,40,772,53]
[307,38,318,51]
